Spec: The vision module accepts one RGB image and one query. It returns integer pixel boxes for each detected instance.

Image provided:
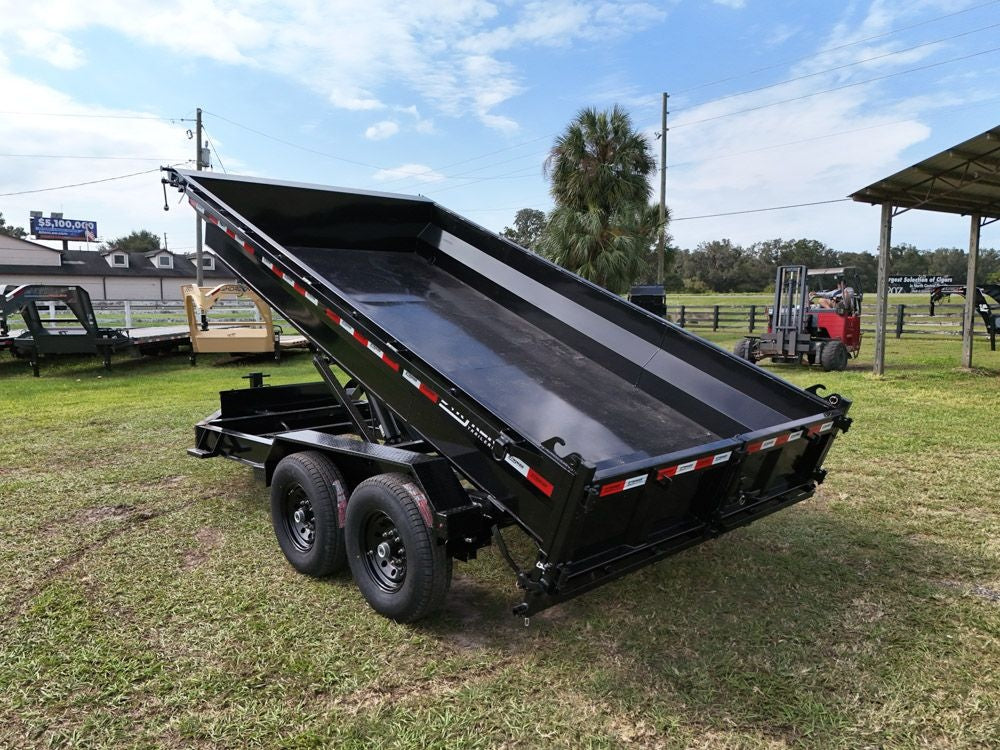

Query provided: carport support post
[873,202,893,376]
[961,214,981,369]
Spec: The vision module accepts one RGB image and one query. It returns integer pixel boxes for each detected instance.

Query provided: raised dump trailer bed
[1,283,190,375]
[166,168,852,621]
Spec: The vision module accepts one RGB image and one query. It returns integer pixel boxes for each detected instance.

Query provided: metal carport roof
[851,126,1000,219]
[849,125,1000,374]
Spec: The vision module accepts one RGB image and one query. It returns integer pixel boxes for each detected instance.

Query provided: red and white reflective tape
[747,430,802,454]
[260,257,320,305]
[504,454,555,497]
[190,197,254,257]
[657,450,733,481]
[363,339,400,372]
[321,308,400,372]
[402,368,439,404]
[808,420,835,436]
[599,473,648,497]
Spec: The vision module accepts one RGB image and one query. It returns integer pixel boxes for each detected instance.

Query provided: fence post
[47,302,56,320]
[712,305,720,331]
[895,304,905,338]
[749,305,756,332]
[679,305,686,328]
[124,300,133,329]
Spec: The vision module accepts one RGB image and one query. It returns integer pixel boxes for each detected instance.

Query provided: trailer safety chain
[492,525,527,580]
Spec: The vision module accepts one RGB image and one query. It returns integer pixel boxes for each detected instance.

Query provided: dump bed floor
[294,247,717,466]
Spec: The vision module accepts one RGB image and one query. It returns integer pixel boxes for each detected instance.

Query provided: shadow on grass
[417,509,989,743]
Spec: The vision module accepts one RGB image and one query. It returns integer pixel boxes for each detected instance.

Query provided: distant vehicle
[1,283,189,376]
[627,284,665,317]
[183,282,307,365]
[734,266,863,372]
[930,283,1000,351]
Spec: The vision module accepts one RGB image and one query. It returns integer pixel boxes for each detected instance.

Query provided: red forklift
[735,266,863,372]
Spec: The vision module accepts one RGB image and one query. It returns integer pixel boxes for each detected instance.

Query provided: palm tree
[539,105,663,293]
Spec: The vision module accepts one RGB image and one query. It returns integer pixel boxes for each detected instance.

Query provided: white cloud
[0,1,665,131]
[16,28,84,69]
[712,0,746,8]
[372,164,446,183]
[364,121,400,140]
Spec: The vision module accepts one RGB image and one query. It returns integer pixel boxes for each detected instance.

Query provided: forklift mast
[771,265,809,351]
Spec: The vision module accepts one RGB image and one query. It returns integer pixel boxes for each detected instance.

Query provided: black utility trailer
[930,283,1000,351]
[166,168,852,622]
[627,284,666,317]
[1,283,190,376]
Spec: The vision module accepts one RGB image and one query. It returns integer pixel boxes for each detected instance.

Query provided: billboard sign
[30,216,98,242]
[887,275,954,293]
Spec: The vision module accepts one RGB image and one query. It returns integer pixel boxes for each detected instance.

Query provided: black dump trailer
[165,168,852,622]
[0,283,189,376]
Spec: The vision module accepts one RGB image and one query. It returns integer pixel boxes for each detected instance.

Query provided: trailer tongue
[165,168,851,621]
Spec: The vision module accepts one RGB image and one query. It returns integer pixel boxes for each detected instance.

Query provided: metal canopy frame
[850,126,1000,373]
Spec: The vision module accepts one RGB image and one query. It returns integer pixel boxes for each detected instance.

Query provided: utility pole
[195,107,204,286]
[656,92,669,285]
[162,232,168,251]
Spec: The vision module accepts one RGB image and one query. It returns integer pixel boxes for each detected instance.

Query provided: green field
[1,334,998,748]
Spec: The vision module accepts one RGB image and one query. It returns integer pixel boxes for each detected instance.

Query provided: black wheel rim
[283,484,316,552]
[361,510,406,592]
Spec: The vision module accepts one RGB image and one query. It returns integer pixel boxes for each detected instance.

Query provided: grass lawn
[1,334,998,748]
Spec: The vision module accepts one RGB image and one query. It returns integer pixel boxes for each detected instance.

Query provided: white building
[0,234,234,300]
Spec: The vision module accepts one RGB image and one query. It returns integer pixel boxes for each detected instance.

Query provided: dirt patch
[139,475,187,490]
[970,585,1000,603]
[426,575,521,650]
[328,654,517,716]
[75,504,137,524]
[939,579,1000,604]
[180,528,224,571]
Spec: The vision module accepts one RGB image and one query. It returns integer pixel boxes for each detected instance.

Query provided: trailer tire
[345,473,451,622]
[733,338,755,362]
[270,451,348,577]
[820,340,849,372]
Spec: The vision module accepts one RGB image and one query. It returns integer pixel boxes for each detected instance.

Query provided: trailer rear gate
[166,168,851,620]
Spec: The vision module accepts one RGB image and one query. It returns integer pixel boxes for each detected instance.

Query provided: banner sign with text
[887,275,954,293]
[30,216,98,241]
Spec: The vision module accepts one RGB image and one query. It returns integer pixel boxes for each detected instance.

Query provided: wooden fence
[88,300,292,329]
[667,302,990,338]
[31,298,985,340]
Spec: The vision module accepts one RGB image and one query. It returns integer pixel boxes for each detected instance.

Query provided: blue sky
[1,0,999,256]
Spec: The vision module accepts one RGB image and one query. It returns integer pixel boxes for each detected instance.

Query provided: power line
[375,134,554,186]
[672,0,1000,96]
[672,199,851,221]
[673,20,1000,114]
[203,110,386,170]
[673,44,1000,129]
[0,162,192,197]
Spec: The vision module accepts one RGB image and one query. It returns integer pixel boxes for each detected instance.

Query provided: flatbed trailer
[166,168,852,621]
[0,284,190,375]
